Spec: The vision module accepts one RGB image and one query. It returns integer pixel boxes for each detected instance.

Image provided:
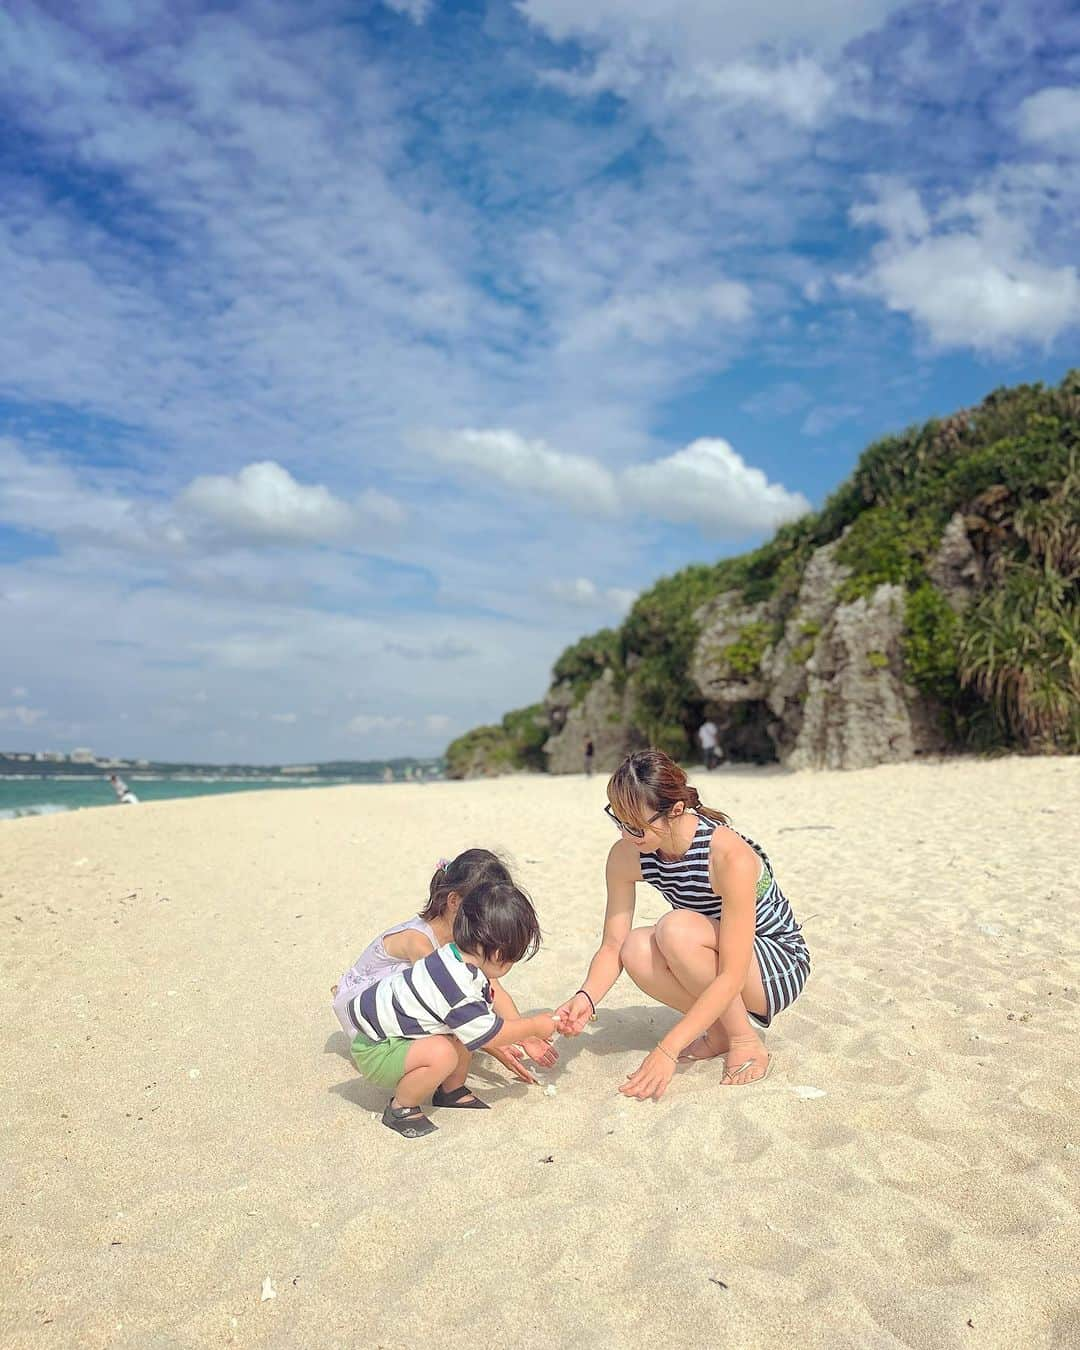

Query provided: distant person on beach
[584,735,595,776]
[346,877,565,1137]
[107,773,139,805]
[697,718,720,770]
[556,748,809,1097]
[332,849,559,1090]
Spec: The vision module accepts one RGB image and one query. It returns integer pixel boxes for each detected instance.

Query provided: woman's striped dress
[639,813,810,1027]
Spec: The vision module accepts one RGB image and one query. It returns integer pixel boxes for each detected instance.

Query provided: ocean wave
[0,801,75,820]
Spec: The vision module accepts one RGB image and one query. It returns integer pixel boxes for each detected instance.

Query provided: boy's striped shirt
[349,945,502,1051]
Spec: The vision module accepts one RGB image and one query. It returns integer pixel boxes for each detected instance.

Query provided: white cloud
[194,634,300,672]
[0,444,404,556]
[419,428,621,515]
[384,638,475,661]
[0,438,185,553]
[801,404,861,437]
[519,0,899,60]
[564,280,751,351]
[178,461,354,543]
[850,182,930,243]
[382,0,433,22]
[741,382,812,418]
[0,705,47,726]
[622,439,811,534]
[357,488,407,528]
[689,58,836,126]
[1017,87,1080,152]
[419,426,808,535]
[548,578,637,613]
[424,713,452,734]
[845,183,1080,351]
[521,0,900,121]
[347,714,408,736]
[12,686,28,697]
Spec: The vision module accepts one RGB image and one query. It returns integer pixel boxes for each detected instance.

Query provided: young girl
[349,877,564,1137]
[332,849,558,1084]
[556,748,810,1099]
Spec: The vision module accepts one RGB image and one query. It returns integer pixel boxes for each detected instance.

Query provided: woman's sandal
[432,1085,490,1110]
[721,1054,772,1085]
[382,1101,438,1137]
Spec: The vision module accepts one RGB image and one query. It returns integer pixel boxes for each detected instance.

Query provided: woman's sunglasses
[603,803,666,839]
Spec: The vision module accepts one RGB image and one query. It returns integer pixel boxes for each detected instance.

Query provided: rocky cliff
[446,372,1079,776]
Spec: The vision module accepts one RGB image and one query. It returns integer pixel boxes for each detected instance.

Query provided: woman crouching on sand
[555,748,810,1099]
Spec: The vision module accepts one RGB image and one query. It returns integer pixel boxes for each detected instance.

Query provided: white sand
[2,758,1079,1349]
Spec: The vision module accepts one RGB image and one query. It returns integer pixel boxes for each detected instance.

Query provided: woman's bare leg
[620,926,702,1015]
[620,924,730,1060]
[625,912,772,1083]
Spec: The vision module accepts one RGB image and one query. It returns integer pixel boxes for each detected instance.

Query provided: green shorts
[350,1032,411,1092]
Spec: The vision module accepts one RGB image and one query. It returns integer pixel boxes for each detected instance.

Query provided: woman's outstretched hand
[554,993,594,1037]
[618,1047,677,1101]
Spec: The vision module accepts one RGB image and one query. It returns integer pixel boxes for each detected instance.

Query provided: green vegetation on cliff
[550,628,622,702]
[444,704,547,779]
[448,372,1079,772]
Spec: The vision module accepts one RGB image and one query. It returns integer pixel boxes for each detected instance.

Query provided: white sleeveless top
[332,915,438,1036]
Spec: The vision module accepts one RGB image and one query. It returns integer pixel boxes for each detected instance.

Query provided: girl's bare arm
[382,929,435,963]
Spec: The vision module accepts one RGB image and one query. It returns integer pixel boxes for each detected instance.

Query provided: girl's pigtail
[422,860,451,920]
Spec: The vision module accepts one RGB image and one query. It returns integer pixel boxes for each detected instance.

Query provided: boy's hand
[483,1043,539,1085]
[534,1011,566,1040]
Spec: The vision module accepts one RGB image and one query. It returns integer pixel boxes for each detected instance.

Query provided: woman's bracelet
[575,989,598,1020]
[655,1044,677,1064]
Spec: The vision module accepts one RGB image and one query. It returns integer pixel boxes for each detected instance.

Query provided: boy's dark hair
[452,879,542,965]
[420,848,511,922]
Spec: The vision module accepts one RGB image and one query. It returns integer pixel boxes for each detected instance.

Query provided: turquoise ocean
[0,775,384,820]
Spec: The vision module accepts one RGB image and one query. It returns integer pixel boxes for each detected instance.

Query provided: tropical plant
[957,562,1079,750]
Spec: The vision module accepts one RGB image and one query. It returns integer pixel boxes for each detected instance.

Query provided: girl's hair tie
[436,856,450,871]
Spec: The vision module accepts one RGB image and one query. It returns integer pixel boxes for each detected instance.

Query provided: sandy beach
[2,757,1078,1349]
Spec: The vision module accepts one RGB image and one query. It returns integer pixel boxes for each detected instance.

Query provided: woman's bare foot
[678,1026,729,1063]
[720,1035,770,1085]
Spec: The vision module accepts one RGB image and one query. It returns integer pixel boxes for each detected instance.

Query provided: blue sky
[1,0,1077,763]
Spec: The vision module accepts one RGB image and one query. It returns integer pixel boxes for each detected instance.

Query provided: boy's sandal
[432,1085,490,1110]
[382,1101,438,1137]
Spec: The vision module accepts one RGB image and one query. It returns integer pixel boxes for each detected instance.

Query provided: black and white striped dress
[639,813,810,1028]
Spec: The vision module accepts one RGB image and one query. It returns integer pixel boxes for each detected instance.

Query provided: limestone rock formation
[785,583,947,770]
[762,541,849,761]
[543,669,642,775]
[688,542,950,770]
[690,595,778,705]
[928,511,983,612]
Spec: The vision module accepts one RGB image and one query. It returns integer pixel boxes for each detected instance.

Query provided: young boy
[346,877,563,1137]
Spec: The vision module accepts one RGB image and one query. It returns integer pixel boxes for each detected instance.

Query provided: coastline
[3,757,1078,1348]
[0,773,421,820]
